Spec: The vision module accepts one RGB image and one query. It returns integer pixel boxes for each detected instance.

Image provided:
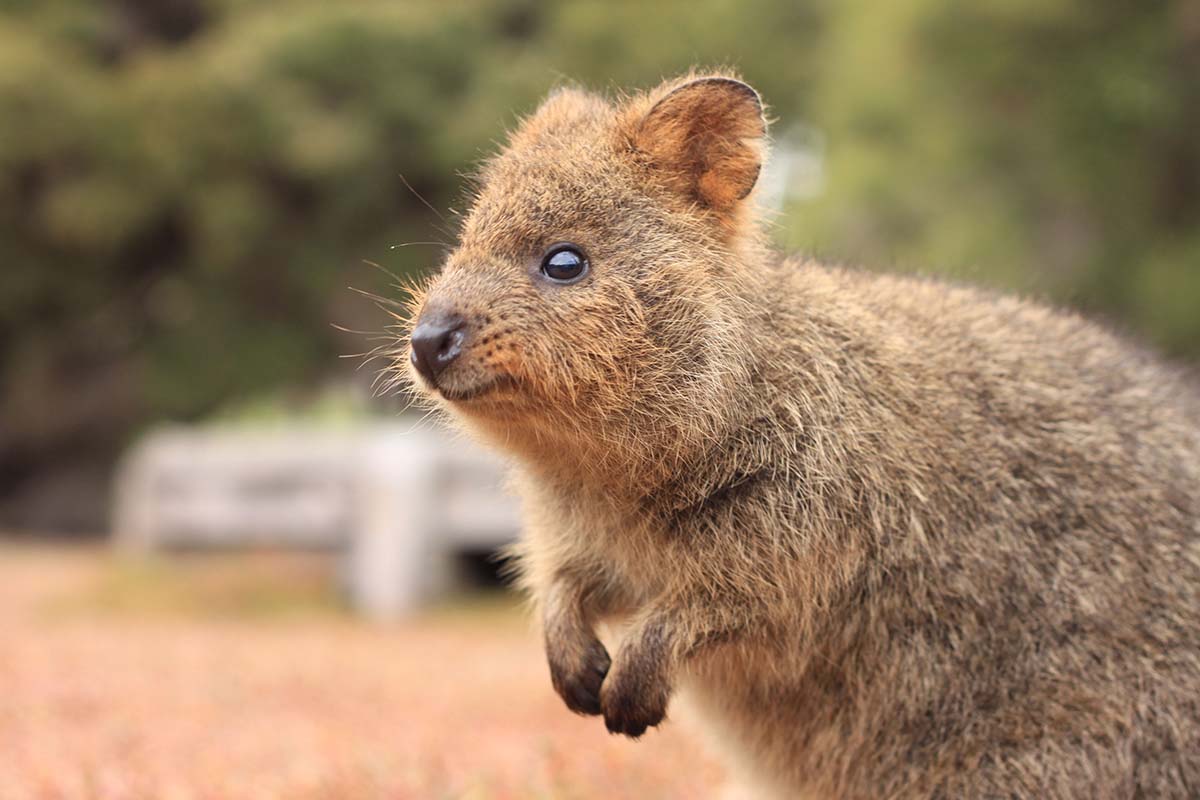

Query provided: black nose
[410,313,466,384]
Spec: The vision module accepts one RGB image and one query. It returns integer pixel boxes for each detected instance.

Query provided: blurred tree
[0,0,821,531]
[0,0,1194,532]
[786,0,1200,356]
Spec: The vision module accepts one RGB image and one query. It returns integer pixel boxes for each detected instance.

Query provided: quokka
[399,72,1200,799]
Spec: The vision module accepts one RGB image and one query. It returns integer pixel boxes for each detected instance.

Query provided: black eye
[540,244,589,283]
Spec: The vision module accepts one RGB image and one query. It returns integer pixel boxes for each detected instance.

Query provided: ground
[0,544,720,800]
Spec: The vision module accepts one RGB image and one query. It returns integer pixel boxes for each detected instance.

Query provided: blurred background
[1,0,1197,797]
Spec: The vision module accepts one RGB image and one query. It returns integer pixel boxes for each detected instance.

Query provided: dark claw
[550,639,610,717]
[600,676,667,739]
[605,713,650,738]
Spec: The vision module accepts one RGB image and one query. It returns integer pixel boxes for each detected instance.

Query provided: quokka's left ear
[630,76,767,213]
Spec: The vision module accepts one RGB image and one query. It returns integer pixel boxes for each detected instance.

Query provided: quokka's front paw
[599,662,670,738]
[547,635,611,716]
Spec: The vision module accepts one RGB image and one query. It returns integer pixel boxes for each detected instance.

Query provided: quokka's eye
[540,243,589,283]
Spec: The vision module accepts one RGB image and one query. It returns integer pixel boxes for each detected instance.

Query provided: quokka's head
[401,73,770,460]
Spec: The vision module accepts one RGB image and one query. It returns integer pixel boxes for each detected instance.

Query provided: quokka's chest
[542,491,677,596]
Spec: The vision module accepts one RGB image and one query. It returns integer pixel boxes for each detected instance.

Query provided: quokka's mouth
[436,374,518,404]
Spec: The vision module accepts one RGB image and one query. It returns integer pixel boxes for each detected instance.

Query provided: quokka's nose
[410,312,467,385]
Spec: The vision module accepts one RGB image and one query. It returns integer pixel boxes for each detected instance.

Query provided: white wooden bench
[111,422,520,619]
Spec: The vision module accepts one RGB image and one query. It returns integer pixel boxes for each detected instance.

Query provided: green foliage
[1,0,1196,528]
[784,0,1200,355]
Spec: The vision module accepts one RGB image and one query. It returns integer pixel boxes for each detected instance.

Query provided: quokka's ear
[632,76,767,212]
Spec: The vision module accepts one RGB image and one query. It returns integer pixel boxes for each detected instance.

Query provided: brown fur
[395,72,1200,798]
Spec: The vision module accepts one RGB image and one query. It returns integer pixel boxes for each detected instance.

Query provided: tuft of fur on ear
[630,76,767,214]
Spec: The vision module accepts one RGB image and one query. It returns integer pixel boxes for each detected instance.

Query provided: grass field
[0,544,720,799]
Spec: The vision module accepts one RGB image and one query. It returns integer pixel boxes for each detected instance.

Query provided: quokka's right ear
[628,76,767,214]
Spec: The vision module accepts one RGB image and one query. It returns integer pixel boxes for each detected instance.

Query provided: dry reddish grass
[0,545,721,800]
